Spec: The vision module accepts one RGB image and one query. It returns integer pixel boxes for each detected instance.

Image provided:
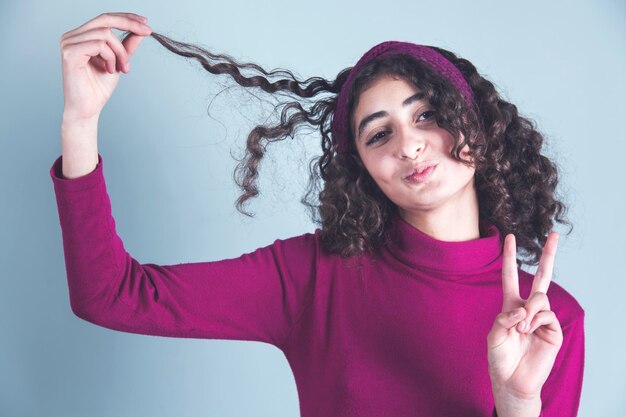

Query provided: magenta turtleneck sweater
[49,154,585,417]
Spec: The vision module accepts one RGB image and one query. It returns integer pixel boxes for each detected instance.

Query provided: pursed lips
[404,163,438,179]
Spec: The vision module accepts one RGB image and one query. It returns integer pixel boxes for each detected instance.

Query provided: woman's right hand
[60,12,153,121]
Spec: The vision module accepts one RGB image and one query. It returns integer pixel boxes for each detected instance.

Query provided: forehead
[354,76,422,112]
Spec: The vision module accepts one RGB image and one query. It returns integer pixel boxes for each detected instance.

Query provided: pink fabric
[50,153,585,416]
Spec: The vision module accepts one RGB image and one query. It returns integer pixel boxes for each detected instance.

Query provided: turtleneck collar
[384,211,504,275]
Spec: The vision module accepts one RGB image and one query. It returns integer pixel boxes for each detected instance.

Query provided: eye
[365,110,436,146]
[418,109,436,122]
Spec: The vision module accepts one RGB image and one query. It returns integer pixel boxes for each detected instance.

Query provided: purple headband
[331,41,475,153]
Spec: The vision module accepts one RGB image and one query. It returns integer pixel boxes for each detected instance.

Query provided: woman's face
[352,75,477,222]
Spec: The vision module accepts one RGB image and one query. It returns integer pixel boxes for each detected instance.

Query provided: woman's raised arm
[49,153,317,349]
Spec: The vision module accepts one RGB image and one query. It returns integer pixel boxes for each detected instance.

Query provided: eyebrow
[356,91,426,140]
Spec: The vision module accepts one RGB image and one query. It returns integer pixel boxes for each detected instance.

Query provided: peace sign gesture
[487,232,564,405]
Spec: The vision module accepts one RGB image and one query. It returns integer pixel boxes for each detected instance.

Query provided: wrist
[62,112,99,130]
[493,389,542,417]
[60,115,99,179]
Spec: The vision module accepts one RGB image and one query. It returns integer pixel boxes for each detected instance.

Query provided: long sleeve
[49,154,317,350]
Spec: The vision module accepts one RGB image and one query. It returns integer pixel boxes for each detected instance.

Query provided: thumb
[121,31,150,60]
[488,308,527,348]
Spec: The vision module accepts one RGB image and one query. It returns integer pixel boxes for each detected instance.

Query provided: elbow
[67,287,115,326]
[69,296,99,324]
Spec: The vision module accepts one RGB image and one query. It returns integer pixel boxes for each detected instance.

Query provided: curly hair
[143,31,573,268]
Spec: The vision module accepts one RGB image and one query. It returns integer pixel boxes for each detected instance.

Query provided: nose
[397,123,425,160]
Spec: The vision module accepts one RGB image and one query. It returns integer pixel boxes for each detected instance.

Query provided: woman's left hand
[487,232,564,402]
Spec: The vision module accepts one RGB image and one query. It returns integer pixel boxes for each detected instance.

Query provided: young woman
[53,12,584,417]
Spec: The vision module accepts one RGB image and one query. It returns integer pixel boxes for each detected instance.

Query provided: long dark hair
[141,31,573,268]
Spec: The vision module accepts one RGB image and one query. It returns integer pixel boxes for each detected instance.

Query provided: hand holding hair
[59,12,152,122]
[487,232,563,417]
[58,12,152,179]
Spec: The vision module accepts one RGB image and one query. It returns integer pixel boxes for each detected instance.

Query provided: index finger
[530,231,559,295]
[501,233,521,311]
[63,13,149,39]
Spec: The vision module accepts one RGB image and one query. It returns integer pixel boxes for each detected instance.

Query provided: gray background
[1,0,624,416]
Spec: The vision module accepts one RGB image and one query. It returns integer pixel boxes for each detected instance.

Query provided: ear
[459,135,476,166]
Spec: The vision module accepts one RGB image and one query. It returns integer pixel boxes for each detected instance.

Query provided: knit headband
[331,41,475,153]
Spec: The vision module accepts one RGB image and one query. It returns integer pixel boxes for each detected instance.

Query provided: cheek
[362,158,396,192]
[375,159,397,182]
[361,154,384,177]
